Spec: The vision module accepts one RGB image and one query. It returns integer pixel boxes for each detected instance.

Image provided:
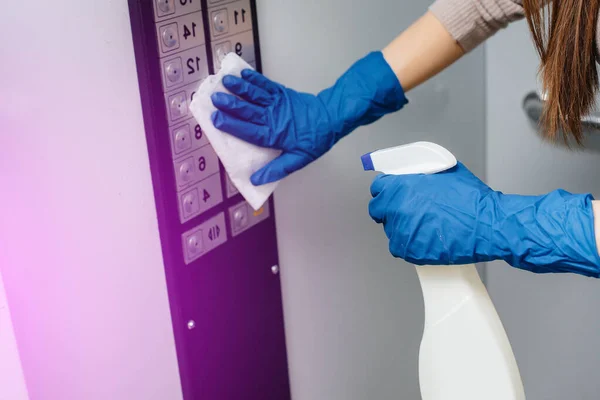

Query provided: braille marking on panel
[212,40,232,70]
[182,212,228,264]
[155,0,176,18]
[210,8,229,36]
[167,90,188,121]
[171,122,193,154]
[179,187,201,221]
[158,22,181,53]
[175,156,196,188]
[162,56,184,88]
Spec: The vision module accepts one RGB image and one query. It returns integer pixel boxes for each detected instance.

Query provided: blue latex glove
[369,162,600,277]
[211,51,408,185]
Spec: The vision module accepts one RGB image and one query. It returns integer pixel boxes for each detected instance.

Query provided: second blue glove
[369,162,600,277]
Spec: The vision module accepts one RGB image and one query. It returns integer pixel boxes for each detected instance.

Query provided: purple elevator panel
[127,1,291,398]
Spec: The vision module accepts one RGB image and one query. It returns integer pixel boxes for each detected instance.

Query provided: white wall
[0,1,183,399]
[0,270,28,400]
[486,20,600,399]
[257,1,486,398]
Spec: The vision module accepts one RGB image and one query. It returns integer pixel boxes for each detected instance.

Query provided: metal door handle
[522,91,600,130]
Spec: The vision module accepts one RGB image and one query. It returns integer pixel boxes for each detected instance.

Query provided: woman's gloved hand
[369,161,600,277]
[211,51,408,185]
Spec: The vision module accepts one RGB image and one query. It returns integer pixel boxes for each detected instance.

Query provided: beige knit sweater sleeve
[429,0,526,52]
[429,0,600,58]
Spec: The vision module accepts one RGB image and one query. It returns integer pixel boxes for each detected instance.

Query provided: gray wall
[486,19,600,400]
[256,1,486,398]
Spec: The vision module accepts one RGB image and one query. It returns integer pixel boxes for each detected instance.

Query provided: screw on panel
[187,320,195,330]
[271,265,279,275]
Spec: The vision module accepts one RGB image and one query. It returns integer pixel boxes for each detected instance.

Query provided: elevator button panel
[152,1,267,244]
[128,1,290,396]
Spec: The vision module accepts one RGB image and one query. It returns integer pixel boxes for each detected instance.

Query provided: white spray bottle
[361,142,526,400]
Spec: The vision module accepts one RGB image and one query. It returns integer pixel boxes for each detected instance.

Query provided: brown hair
[523,0,600,145]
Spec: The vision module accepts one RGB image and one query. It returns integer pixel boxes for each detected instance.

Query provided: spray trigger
[361,141,457,176]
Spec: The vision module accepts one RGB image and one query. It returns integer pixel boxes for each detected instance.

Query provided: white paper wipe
[189,53,281,211]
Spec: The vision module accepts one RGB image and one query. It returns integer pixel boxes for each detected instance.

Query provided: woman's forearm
[382,11,465,92]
